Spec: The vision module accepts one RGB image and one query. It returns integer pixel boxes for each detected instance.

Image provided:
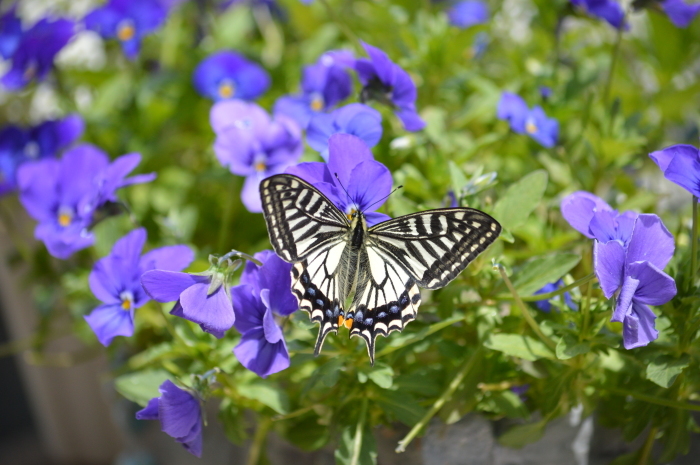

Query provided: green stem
[580,277,594,342]
[496,273,596,302]
[606,387,700,412]
[497,265,557,350]
[396,347,483,453]
[603,16,625,107]
[690,196,698,288]
[247,416,272,465]
[635,426,658,465]
[350,397,369,465]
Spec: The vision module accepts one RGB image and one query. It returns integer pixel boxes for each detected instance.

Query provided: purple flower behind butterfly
[1,17,75,91]
[286,134,392,226]
[17,144,155,258]
[193,51,270,102]
[307,103,382,161]
[355,42,425,132]
[84,228,193,346]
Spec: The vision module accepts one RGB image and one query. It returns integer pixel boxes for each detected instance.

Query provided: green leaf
[283,414,331,451]
[511,253,581,296]
[555,334,590,360]
[376,390,427,426]
[114,369,174,407]
[645,354,690,388]
[219,398,247,444]
[488,391,529,419]
[497,419,547,448]
[484,334,555,361]
[492,170,548,232]
[335,425,377,465]
[238,383,290,414]
[368,364,394,389]
[449,161,468,197]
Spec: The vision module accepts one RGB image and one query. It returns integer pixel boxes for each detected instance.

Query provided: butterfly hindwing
[368,208,501,289]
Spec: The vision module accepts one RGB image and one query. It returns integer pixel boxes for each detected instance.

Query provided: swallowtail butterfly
[260,174,501,363]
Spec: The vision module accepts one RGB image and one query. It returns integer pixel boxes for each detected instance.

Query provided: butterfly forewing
[368,209,502,289]
[260,174,349,261]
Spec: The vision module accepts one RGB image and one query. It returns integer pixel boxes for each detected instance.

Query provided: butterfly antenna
[363,185,403,213]
[334,173,353,205]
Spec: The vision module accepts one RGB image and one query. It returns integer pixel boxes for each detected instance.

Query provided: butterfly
[259,174,501,364]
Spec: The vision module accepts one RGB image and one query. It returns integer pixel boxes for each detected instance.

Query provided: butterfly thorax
[349,211,367,250]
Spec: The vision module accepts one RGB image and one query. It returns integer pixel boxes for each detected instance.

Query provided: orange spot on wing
[343,317,353,329]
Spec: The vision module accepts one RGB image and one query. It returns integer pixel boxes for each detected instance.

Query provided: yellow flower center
[310,95,324,111]
[346,208,358,221]
[121,299,132,310]
[526,120,538,134]
[120,291,134,311]
[58,209,73,227]
[255,161,266,172]
[117,20,136,42]
[218,80,235,99]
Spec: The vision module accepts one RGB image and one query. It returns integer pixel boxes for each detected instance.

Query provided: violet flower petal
[260,292,284,344]
[612,274,639,323]
[560,191,614,238]
[627,261,677,307]
[83,304,134,346]
[136,397,160,420]
[141,270,208,302]
[622,302,658,349]
[158,380,201,440]
[179,282,235,337]
[139,245,194,274]
[625,214,675,270]
[663,145,700,198]
[233,327,290,378]
[593,240,625,299]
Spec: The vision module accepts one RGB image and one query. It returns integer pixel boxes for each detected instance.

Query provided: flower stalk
[396,347,483,453]
[691,196,698,284]
[496,265,557,350]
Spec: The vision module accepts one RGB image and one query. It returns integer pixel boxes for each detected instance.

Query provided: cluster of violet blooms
[571,0,700,29]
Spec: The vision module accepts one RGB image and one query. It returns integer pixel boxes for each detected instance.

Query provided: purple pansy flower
[594,215,676,349]
[355,42,426,132]
[307,103,382,161]
[497,92,558,148]
[447,1,489,28]
[141,256,239,339]
[661,0,700,28]
[533,280,578,312]
[0,115,84,196]
[560,191,638,245]
[0,6,22,59]
[274,50,354,129]
[649,144,700,199]
[287,134,392,226]
[231,250,297,378]
[85,0,168,60]
[17,144,155,259]
[136,380,203,457]
[193,51,270,102]
[1,18,75,91]
[210,100,302,212]
[570,0,627,29]
[84,228,193,346]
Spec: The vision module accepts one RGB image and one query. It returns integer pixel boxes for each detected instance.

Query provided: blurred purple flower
[287,134,392,226]
[0,6,22,59]
[274,50,354,129]
[307,103,382,161]
[1,18,74,90]
[571,0,627,29]
[533,280,578,312]
[136,380,203,457]
[649,144,700,199]
[210,100,302,212]
[231,250,297,378]
[447,1,489,28]
[141,257,239,339]
[85,0,168,60]
[193,51,270,102]
[539,85,552,100]
[662,0,700,27]
[84,228,193,346]
[17,144,155,259]
[0,114,84,196]
[560,191,638,245]
[356,42,425,132]
[497,92,558,148]
[594,215,676,349]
